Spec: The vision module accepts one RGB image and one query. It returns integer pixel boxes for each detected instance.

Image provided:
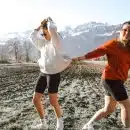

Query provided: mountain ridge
[0,22,121,58]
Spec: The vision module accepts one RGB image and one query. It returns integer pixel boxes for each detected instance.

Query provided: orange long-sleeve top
[79,39,130,81]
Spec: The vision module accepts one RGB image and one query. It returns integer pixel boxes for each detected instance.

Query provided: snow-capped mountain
[60,22,121,57]
[0,22,121,58]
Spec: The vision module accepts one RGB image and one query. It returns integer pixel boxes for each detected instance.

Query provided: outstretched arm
[73,45,107,61]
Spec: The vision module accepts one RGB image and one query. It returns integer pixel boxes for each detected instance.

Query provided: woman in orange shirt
[73,21,130,130]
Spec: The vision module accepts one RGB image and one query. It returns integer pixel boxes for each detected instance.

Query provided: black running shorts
[35,72,60,94]
[102,79,128,101]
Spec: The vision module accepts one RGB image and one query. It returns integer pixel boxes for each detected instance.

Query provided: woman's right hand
[47,17,53,22]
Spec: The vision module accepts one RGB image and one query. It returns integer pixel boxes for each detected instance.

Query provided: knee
[32,95,41,105]
[50,99,59,107]
[119,100,130,110]
[103,107,115,114]
[32,97,37,105]
[120,105,130,111]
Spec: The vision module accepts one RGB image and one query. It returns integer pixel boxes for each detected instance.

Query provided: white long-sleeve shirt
[30,21,71,74]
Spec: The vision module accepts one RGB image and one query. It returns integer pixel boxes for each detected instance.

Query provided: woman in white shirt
[30,17,71,130]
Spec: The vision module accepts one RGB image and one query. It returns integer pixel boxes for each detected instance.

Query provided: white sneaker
[31,119,48,130]
[31,123,48,130]
[82,124,94,130]
[56,118,64,130]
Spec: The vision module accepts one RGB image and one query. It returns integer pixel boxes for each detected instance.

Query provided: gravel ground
[0,62,130,130]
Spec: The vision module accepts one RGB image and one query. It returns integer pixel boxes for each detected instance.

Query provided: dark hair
[121,21,130,28]
[42,23,48,30]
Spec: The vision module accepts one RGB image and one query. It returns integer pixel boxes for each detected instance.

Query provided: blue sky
[0,0,129,34]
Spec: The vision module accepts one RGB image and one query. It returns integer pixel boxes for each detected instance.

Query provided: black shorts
[102,79,128,101]
[35,72,60,94]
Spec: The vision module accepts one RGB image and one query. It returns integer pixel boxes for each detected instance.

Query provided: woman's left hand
[72,57,79,62]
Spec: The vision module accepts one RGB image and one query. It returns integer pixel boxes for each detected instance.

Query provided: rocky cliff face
[0,62,129,130]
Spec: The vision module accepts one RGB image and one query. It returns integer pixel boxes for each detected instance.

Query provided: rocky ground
[0,62,130,130]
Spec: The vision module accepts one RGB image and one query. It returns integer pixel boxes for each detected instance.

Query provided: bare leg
[31,92,49,129]
[49,93,62,118]
[32,92,45,118]
[118,99,130,128]
[49,93,64,130]
[85,96,117,126]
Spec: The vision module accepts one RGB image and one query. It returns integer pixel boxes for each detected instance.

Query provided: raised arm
[47,19,61,48]
[30,25,45,50]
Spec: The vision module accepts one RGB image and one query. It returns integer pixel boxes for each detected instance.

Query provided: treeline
[0,37,40,64]
[0,37,107,64]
